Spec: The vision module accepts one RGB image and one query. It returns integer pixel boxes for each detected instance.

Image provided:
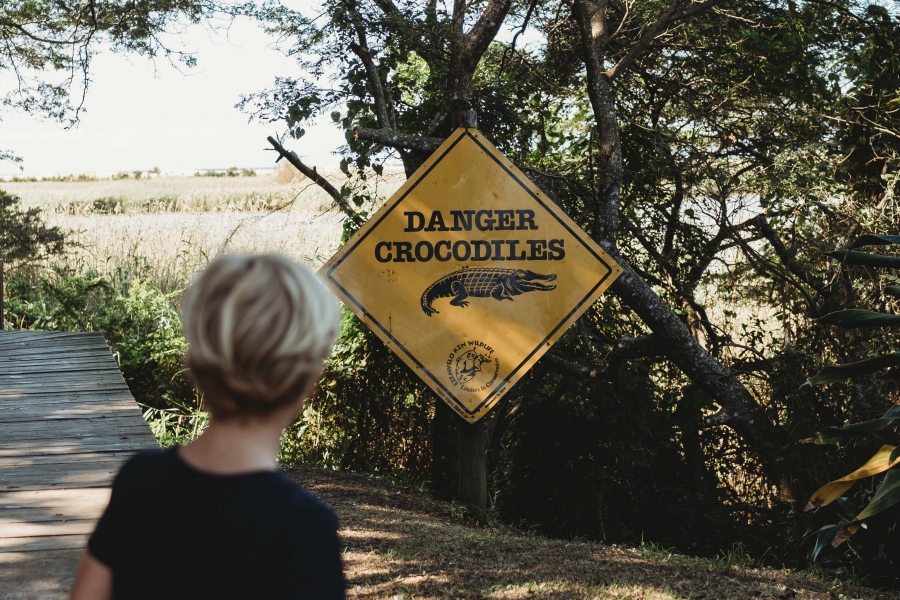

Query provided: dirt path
[287,467,900,600]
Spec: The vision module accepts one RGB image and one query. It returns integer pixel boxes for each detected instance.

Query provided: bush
[0,188,65,263]
[4,270,193,410]
[279,309,433,477]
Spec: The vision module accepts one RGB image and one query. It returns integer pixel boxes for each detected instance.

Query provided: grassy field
[3,170,397,290]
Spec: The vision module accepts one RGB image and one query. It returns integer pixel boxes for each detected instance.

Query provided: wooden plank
[0,521,94,538]
[0,371,126,381]
[0,363,122,375]
[0,353,114,365]
[0,488,111,509]
[0,382,131,394]
[0,452,135,469]
[0,534,89,552]
[0,370,125,381]
[0,339,110,353]
[0,398,137,411]
[0,331,157,556]
[0,472,119,492]
[0,415,149,434]
[0,488,110,552]
[0,403,145,423]
[0,437,157,458]
[0,349,113,362]
[0,371,127,382]
[0,388,132,399]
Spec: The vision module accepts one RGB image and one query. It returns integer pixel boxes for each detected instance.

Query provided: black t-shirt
[89,448,345,600]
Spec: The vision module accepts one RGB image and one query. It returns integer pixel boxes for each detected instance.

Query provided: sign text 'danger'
[320,127,622,423]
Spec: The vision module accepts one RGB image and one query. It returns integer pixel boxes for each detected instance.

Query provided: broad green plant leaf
[805,445,900,511]
[850,235,900,248]
[815,417,900,444]
[818,309,900,327]
[812,522,845,562]
[824,250,900,269]
[855,469,900,522]
[804,352,900,386]
[817,406,900,443]
[884,285,900,298]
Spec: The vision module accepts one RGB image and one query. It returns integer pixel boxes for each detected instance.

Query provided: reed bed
[4,170,404,291]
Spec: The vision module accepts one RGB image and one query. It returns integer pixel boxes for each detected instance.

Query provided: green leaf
[885,286,900,298]
[882,405,900,418]
[331,111,341,123]
[834,497,858,520]
[812,523,844,562]
[851,235,900,249]
[891,446,900,465]
[805,352,900,386]
[824,250,900,269]
[855,469,900,522]
[817,417,900,443]
[818,309,900,327]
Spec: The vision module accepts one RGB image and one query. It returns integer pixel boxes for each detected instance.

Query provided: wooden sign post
[319,124,622,520]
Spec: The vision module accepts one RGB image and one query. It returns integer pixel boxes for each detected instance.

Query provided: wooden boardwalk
[0,331,157,556]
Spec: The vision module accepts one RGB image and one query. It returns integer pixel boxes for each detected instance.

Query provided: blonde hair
[182,254,339,418]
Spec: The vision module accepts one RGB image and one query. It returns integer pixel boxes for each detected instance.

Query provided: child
[70,254,345,599]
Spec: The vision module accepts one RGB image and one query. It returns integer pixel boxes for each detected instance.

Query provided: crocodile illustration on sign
[421,268,557,316]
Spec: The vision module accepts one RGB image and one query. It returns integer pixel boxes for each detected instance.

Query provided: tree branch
[604,0,728,81]
[463,0,514,70]
[266,136,364,227]
[545,334,662,380]
[603,0,684,81]
[349,41,392,128]
[355,127,443,152]
[346,2,392,129]
[572,0,622,246]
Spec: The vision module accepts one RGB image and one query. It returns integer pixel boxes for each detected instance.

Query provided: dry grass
[53,210,344,290]
[4,173,334,214]
[2,172,406,289]
[287,467,900,600]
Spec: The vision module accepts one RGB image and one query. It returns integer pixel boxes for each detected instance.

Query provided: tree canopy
[0,0,219,162]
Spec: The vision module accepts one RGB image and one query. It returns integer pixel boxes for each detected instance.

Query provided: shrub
[4,270,193,410]
[0,188,65,263]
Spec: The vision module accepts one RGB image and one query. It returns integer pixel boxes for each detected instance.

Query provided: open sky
[0,4,537,178]
[0,12,343,177]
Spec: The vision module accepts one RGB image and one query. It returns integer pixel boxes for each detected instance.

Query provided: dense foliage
[0,190,66,263]
[238,0,900,582]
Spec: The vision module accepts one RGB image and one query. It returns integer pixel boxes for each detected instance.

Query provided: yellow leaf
[806,444,899,510]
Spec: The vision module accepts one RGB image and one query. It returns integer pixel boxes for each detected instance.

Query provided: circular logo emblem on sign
[446,340,500,393]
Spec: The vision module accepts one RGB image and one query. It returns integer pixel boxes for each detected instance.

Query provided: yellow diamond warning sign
[320,126,622,422]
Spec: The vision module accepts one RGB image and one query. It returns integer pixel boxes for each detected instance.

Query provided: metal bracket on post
[454,109,478,130]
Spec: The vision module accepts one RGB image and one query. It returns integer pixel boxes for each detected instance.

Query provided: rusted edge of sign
[318,126,623,422]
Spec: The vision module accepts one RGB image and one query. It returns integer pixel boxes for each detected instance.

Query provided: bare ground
[285,467,900,600]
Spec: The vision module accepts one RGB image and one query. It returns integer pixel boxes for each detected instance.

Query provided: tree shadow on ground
[288,467,899,600]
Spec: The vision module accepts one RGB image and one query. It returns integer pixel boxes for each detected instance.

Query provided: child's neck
[178,413,285,475]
